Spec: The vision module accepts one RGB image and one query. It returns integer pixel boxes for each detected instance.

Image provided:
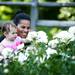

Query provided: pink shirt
[1,36,23,51]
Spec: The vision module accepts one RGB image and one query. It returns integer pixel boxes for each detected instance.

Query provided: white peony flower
[48,39,59,48]
[36,31,48,43]
[1,48,13,58]
[4,68,9,73]
[18,53,28,64]
[68,26,75,35]
[25,31,48,44]
[26,45,36,51]
[53,31,73,42]
[0,63,2,66]
[72,56,75,59]
[46,48,57,59]
[68,26,75,41]
[26,31,37,41]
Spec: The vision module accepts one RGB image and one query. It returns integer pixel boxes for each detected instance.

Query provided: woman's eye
[27,27,30,29]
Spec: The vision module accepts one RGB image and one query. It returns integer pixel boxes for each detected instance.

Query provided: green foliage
[57,0,75,20]
[0,0,31,21]
[0,0,75,21]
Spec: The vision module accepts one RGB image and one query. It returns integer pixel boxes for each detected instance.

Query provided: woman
[13,10,31,38]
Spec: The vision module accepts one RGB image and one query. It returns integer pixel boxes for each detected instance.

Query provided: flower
[24,31,48,44]
[46,48,57,59]
[18,53,28,64]
[53,31,73,42]
[36,31,48,43]
[68,26,75,35]
[26,45,36,51]
[48,39,59,48]
[1,48,13,59]
[4,68,9,73]
[72,56,75,59]
[26,31,37,42]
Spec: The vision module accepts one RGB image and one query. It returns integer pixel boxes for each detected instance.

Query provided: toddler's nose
[14,34,17,37]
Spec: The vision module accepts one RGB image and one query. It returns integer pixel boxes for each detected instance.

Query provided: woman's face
[17,20,31,38]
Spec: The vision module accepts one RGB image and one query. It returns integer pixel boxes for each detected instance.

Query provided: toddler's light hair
[1,22,16,33]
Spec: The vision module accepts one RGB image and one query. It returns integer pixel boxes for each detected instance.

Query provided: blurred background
[0,0,75,39]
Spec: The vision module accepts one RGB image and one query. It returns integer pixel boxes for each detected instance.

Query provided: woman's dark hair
[13,10,31,26]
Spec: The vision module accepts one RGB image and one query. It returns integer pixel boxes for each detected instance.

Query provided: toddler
[0,22,23,52]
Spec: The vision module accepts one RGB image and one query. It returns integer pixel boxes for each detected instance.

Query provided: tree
[57,0,75,20]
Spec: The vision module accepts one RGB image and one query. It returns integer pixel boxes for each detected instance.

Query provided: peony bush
[0,28,75,75]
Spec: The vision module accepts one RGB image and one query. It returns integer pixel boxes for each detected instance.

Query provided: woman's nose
[24,28,28,32]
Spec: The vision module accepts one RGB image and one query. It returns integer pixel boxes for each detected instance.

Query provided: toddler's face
[6,27,17,41]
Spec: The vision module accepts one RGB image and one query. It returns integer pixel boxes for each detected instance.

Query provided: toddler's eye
[12,32,17,34]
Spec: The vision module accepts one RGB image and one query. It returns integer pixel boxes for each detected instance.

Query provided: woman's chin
[21,35,27,38]
[18,33,28,38]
